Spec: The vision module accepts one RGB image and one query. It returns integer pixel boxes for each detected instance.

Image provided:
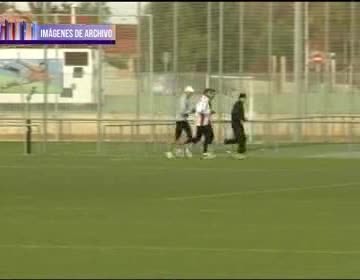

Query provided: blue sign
[0,22,115,45]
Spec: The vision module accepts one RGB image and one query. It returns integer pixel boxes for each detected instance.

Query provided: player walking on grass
[224,93,248,159]
[166,86,195,159]
[192,88,216,159]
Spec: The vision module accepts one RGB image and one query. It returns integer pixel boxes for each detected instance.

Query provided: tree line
[141,2,359,74]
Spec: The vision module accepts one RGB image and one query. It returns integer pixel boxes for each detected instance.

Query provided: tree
[28,2,111,23]
[143,2,275,73]
[0,2,13,14]
[76,2,111,23]
[143,2,357,74]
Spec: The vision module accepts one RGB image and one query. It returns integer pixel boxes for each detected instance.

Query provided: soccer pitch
[1,143,360,278]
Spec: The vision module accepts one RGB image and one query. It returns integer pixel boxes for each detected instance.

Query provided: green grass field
[1,143,360,278]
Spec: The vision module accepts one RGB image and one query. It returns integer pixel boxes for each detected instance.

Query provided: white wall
[0,48,97,104]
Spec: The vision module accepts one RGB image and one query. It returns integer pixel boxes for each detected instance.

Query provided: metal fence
[1,2,360,154]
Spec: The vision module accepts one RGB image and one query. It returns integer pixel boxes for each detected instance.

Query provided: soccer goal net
[207,74,256,143]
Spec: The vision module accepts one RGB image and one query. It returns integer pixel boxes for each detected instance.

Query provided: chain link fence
[1,2,360,155]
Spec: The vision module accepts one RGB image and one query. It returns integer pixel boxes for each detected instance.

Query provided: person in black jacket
[224,93,247,159]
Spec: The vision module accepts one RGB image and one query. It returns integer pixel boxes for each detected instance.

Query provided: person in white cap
[165,86,195,159]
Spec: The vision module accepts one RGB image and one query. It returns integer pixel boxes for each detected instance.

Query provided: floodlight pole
[323,2,330,140]
[294,2,303,141]
[206,2,212,87]
[96,3,104,154]
[54,13,60,141]
[304,2,309,94]
[239,2,244,74]
[218,1,224,140]
[136,3,141,135]
[172,2,178,122]
[349,1,356,145]
[42,2,49,153]
[267,2,273,145]
[71,4,78,24]
[149,14,154,120]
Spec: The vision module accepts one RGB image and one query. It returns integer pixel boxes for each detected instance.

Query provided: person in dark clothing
[224,93,247,159]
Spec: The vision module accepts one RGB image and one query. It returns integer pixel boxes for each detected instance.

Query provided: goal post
[208,74,256,143]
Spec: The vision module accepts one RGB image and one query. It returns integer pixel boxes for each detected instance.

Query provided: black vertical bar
[26,119,32,154]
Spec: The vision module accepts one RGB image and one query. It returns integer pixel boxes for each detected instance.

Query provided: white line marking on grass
[121,166,333,174]
[110,158,132,161]
[1,244,360,256]
[2,206,104,211]
[304,151,360,159]
[199,209,226,213]
[0,164,333,175]
[165,182,359,201]
[0,165,99,169]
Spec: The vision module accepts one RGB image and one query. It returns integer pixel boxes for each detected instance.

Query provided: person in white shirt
[192,88,216,159]
[165,86,195,159]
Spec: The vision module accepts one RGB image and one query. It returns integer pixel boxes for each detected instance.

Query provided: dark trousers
[192,124,214,153]
[224,121,246,153]
[175,121,192,144]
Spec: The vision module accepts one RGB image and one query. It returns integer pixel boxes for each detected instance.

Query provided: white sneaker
[185,148,193,158]
[232,153,246,160]
[202,152,216,159]
[165,151,174,159]
[175,148,185,158]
